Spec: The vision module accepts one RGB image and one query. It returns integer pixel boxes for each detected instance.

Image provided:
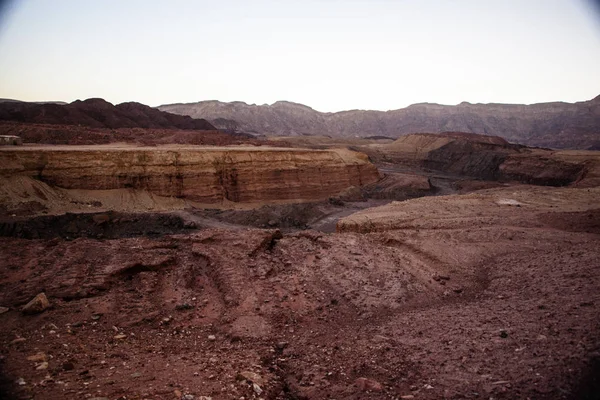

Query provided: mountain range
[158,96,600,149]
[0,98,215,130]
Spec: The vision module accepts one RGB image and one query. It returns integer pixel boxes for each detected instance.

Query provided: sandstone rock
[26,352,47,362]
[35,361,48,370]
[0,147,380,204]
[237,371,265,386]
[21,293,50,314]
[355,377,383,392]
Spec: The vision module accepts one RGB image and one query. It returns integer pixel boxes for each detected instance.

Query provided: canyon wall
[0,146,380,204]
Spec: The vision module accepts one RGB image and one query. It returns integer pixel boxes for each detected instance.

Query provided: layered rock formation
[362,133,590,186]
[0,146,380,204]
[158,96,600,149]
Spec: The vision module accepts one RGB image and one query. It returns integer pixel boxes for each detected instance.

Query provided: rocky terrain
[158,96,600,149]
[0,184,598,399]
[0,122,599,399]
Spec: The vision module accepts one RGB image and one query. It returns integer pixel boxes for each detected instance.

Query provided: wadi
[0,97,598,400]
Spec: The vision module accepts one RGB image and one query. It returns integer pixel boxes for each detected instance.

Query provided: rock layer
[0,146,380,204]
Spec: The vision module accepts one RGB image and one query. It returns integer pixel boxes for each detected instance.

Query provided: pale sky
[0,0,599,112]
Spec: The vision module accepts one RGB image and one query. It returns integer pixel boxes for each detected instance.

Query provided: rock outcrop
[158,96,600,149]
[0,146,380,204]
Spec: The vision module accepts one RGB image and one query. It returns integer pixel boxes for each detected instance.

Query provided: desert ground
[0,129,599,400]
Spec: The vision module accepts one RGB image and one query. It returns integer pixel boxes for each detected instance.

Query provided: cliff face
[158,96,600,149]
[0,146,380,204]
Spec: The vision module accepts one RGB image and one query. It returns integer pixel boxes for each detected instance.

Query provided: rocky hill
[158,96,600,149]
[0,98,216,130]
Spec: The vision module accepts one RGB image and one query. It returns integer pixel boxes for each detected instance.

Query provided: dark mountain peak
[271,101,315,111]
[0,98,216,131]
[71,98,114,108]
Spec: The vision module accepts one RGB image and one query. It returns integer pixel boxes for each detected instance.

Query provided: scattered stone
[26,352,47,362]
[130,372,142,378]
[355,377,383,392]
[237,371,265,386]
[275,341,288,351]
[36,361,49,370]
[114,334,127,340]
[89,398,109,400]
[71,321,84,327]
[22,293,51,314]
[10,337,26,345]
[16,377,26,386]
[252,383,263,395]
[499,330,509,339]
[91,313,102,320]
[0,306,9,315]
[174,389,183,398]
[182,395,195,400]
[176,303,194,310]
[62,361,75,371]
[424,383,434,389]
[198,397,212,400]
[401,396,415,399]
[207,335,216,341]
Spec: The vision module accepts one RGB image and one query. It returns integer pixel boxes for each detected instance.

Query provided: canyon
[0,104,599,400]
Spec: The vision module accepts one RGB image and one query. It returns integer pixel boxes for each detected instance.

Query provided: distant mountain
[0,98,215,130]
[158,96,600,149]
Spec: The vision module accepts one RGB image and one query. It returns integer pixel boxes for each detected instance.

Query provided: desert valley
[0,96,597,400]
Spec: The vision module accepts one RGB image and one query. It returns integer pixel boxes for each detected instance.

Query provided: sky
[0,0,599,112]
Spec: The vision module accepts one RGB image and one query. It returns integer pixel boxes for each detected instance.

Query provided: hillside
[0,98,216,130]
[158,96,600,149]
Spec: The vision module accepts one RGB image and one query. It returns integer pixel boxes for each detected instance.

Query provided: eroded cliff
[0,145,380,205]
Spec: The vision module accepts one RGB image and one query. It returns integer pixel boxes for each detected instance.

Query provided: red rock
[355,377,383,392]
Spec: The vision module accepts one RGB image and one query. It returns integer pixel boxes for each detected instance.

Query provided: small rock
[62,361,75,371]
[91,314,102,320]
[499,330,509,339]
[130,372,142,378]
[267,220,278,227]
[237,371,265,386]
[424,383,434,389]
[182,395,195,400]
[207,335,216,341]
[36,361,49,370]
[113,334,127,340]
[252,383,263,395]
[16,377,26,386]
[174,389,183,398]
[0,306,9,315]
[22,293,51,315]
[89,398,109,400]
[198,397,212,400]
[355,377,383,392]
[10,337,26,345]
[26,352,47,362]
[401,396,415,399]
